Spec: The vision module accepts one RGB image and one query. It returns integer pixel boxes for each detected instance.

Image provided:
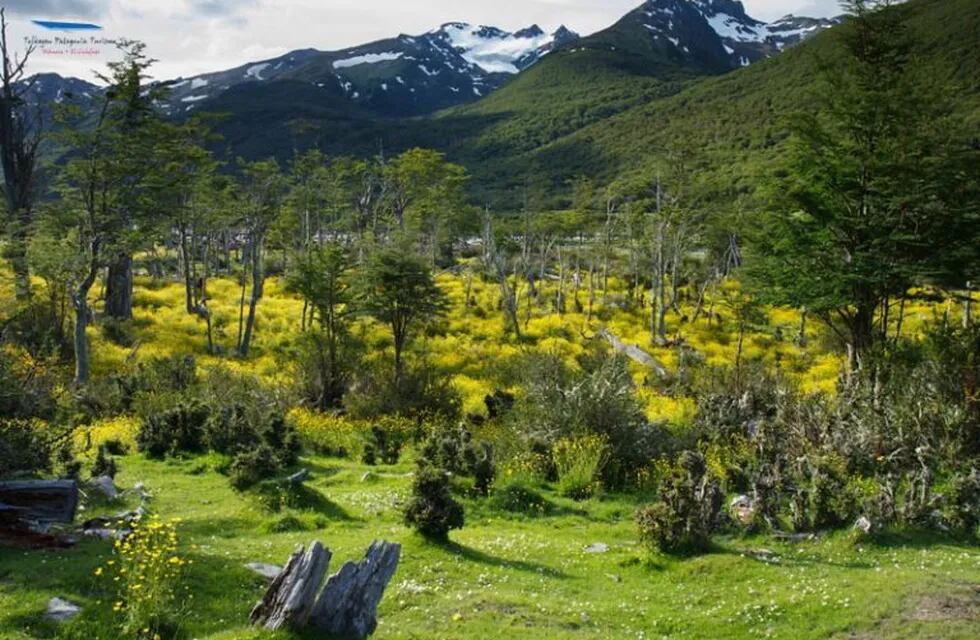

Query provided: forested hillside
[441,0,980,206]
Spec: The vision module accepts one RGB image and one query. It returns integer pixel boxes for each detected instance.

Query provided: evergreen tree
[359,246,447,377]
[750,0,979,365]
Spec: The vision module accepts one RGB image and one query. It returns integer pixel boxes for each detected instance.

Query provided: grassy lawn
[2,451,977,640]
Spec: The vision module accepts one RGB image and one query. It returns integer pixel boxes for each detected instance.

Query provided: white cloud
[11,0,845,83]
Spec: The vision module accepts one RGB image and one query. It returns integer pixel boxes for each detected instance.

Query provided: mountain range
[22,0,978,209]
[27,1,838,119]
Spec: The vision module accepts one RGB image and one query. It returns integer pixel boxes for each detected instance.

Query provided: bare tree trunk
[73,300,90,384]
[239,237,264,357]
[797,307,808,347]
[587,263,595,322]
[179,224,195,314]
[7,215,31,301]
[72,249,100,385]
[556,246,565,316]
[104,253,133,320]
[965,283,973,329]
[894,297,906,344]
[464,270,473,310]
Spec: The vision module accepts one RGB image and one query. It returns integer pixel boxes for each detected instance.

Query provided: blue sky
[7,0,844,82]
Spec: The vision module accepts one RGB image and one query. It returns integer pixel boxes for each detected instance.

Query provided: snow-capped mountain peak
[634,0,841,69]
[435,22,577,74]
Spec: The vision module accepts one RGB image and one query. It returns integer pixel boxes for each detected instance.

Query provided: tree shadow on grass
[715,541,876,571]
[865,528,980,550]
[180,515,258,539]
[294,459,344,480]
[253,483,358,522]
[430,539,569,579]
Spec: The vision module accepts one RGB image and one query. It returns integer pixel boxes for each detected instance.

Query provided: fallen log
[250,540,401,639]
[595,329,669,379]
[0,480,78,524]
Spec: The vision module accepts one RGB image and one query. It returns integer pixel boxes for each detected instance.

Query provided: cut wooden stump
[249,540,401,639]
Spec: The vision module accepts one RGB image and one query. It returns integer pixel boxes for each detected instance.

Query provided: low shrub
[229,445,282,491]
[491,480,550,516]
[362,423,405,465]
[101,318,137,347]
[346,361,461,425]
[0,344,60,421]
[91,445,118,479]
[512,352,666,488]
[945,468,980,536]
[417,424,496,495]
[136,400,209,458]
[0,419,53,477]
[552,434,608,500]
[404,465,464,540]
[636,452,723,555]
[470,442,496,496]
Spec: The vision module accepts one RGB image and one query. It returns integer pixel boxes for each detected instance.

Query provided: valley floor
[1,451,978,640]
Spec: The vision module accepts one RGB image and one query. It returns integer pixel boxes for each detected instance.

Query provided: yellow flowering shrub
[638,390,697,428]
[289,408,370,458]
[100,515,187,639]
[551,434,608,499]
[77,416,139,453]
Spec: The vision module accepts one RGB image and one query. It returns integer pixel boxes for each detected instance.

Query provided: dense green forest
[0,1,978,639]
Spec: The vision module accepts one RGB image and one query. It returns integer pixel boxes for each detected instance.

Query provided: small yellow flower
[94,567,103,576]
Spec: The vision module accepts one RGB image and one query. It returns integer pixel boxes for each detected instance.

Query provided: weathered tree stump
[249,540,400,639]
[310,540,401,638]
[250,541,331,630]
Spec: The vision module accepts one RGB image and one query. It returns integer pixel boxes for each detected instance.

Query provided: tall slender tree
[236,159,286,358]
[55,41,165,383]
[0,9,41,301]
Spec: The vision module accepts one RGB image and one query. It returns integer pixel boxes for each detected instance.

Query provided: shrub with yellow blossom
[98,515,188,639]
[551,434,608,500]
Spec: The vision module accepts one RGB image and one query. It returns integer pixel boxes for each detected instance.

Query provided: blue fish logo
[31,20,103,31]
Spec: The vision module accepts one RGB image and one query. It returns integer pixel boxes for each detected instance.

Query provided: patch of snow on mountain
[190,78,209,89]
[704,13,768,43]
[245,63,270,80]
[333,51,404,69]
[181,94,209,103]
[441,23,553,74]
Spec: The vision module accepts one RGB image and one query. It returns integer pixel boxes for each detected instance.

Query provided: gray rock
[246,562,283,580]
[46,597,81,622]
[854,516,873,534]
[584,542,609,554]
